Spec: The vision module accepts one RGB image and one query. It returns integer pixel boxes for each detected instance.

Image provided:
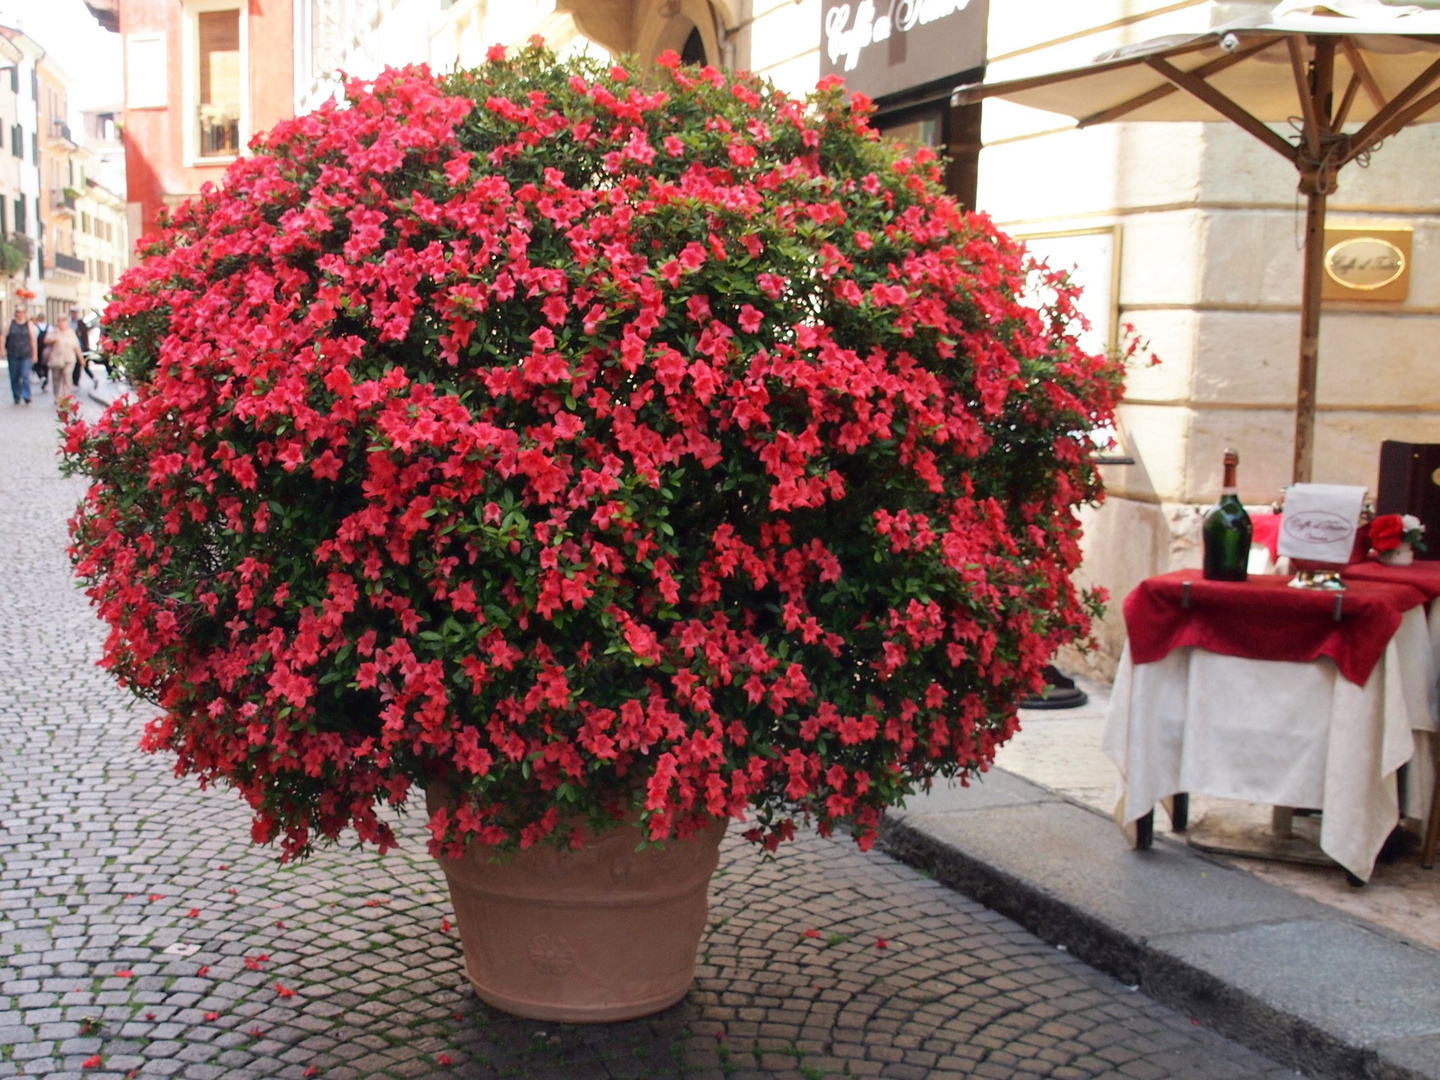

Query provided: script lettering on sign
[825,0,974,73]
[1320,227,1411,303]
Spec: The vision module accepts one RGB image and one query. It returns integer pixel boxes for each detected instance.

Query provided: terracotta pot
[1377,543,1415,566]
[426,788,726,1022]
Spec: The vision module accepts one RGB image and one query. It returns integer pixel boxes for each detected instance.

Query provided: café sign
[820,0,987,103]
[1321,226,1412,303]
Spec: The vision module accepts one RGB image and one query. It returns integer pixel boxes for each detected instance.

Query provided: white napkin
[1277,484,1368,565]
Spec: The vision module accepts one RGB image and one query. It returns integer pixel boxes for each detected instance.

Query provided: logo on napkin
[1278,484,1367,565]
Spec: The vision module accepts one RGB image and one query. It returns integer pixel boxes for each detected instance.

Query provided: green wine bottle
[1203,448,1252,582]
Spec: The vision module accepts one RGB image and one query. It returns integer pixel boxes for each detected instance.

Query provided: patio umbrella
[952,1,1440,483]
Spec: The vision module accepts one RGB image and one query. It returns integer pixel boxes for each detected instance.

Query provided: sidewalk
[881,678,1440,1080]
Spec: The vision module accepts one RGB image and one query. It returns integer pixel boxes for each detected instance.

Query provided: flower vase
[427,787,726,1022]
[1378,543,1415,566]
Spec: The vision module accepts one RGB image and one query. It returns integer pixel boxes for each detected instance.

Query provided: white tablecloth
[1103,606,1439,881]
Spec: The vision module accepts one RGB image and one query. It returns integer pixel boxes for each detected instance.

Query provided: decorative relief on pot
[528,933,577,976]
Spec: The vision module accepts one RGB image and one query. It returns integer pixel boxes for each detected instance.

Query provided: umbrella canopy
[953,1,1440,484]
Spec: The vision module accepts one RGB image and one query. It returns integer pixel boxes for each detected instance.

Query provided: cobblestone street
[0,393,1305,1080]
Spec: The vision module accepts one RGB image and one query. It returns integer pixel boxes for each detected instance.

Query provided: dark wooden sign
[819,0,988,103]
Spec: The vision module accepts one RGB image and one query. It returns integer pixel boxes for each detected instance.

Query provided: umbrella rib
[1077,38,1279,128]
[1333,73,1363,130]
[1347,79,1440,164]
[1339,40,1386,112]
[1144,56,1296,161]
[1342,53,1440,163]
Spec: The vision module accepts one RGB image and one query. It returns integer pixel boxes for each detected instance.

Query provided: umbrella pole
[1293,38,1335,487]
[1293,183,1326,485]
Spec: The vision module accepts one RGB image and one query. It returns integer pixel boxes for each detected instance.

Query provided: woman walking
[5,305,35,405]
[46,323,83,406]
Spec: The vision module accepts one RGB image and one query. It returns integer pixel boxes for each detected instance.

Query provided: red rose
[1371,514,1405,552]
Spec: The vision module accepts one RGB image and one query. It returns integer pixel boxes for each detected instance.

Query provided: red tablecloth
[1342,560,1440,603]
[1123,569,1427,685]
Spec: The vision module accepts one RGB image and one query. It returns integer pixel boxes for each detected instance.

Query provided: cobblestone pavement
[1,390,1305,1079]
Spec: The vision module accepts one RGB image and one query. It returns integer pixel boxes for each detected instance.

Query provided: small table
[1342,561,1440,865]
[1104,570,1439,882]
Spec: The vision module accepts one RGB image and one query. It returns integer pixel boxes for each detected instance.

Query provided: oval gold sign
[1324,237,1406,291]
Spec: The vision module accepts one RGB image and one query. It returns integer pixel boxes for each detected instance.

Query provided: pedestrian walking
[5,305,36,405]
[68,306,90,386]
[46,323,82,405]
[32,313,50,393]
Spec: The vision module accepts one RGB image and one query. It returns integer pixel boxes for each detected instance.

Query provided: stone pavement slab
[0,383,1308,1078]
[882,767,1440,1080]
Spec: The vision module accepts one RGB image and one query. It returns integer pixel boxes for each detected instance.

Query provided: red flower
[802,928,820,939]
[275,982,296,998]
[437,1054,454,1066]
[1370,513,1405,552]
[305,1068,321,1078]
[82,1055,102,1069]
[205,1011,220,1021]
[196,966,210,977]
[874,938,888,950]
[187,908,200,917]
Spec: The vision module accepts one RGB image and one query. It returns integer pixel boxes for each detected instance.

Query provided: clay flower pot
[1377,542,1415,566]
[427,787,726,1022]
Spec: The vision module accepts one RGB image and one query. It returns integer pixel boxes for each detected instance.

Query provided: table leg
[1271,806,1295,838]
[1423,779,1440,870]
[1136,809,1154,850]
[1171,793,1189,833]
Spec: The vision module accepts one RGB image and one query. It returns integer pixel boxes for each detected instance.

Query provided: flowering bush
[65,44,1122,862]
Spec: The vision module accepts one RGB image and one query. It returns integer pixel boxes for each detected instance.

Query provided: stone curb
[879,769,1440,1080]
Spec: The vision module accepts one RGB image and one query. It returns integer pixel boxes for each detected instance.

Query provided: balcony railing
[53,251,85,275]
[49,189,76,212]
[48,121,75,146]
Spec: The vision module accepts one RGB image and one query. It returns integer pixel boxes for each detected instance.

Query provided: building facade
[0,32,26,323]
[112,0,295,244]
[0,27,44,321]
[75,178,126,320]
[37,55,86,325]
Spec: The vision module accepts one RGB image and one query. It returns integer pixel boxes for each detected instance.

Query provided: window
[8,65,16,94]
[1,199,7,237]
[126,34,168,109]
[14,194,24,235]
[195,7,242,158]
[31,131,37,163]
[9,124,18,157]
